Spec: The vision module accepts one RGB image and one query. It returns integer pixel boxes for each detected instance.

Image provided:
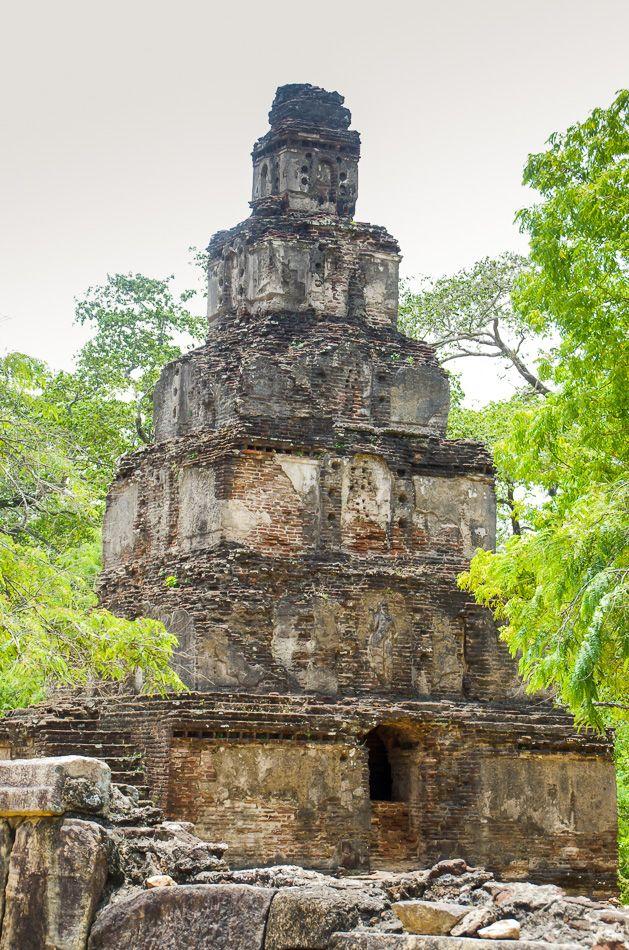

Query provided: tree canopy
[457,90,628,727]
[0,272,206,710]
[399,252,550,394]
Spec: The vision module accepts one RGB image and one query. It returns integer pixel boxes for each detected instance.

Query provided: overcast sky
[1,0,626,402]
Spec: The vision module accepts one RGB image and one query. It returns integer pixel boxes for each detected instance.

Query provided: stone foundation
[0,755,624,950]
[0,694,617,895]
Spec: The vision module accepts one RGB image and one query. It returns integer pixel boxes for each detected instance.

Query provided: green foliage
[616,724,629,901]
[75,273,205,444]
[0,271,205,710]
[459,90,629,728]
[399,252,550,393]
[0,352,99,548]
[448,394,541,541]
[0,532,183,710]
[460,479,628,724]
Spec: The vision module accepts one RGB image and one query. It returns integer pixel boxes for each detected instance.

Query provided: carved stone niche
[429,611,466,695]
[102,481,138,567]
[142,605,197,688]
[413,474,496,558]
[357,592,413,690]
[271,594,340,694]
[389,363,450,434]
[153,360,216,443]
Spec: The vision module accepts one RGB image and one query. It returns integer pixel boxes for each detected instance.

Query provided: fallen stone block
[265,885,369,949]
[0,756,111,817]
[478,918,520,940]
[265,885,385,950]
[393,900,469,935]
[87,883,275,949]
[1,818,109,950]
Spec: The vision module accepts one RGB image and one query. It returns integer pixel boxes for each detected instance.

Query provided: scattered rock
[484,880,563,911]
[112,820,227,884]
[450,906,497,937]
[592,930,629,950]
[382,869,430,903]
[426,860,471,881]
[107,783,162,826]
[478,918,521,940]
[145,873,176,887]
[198,862,328,889]
[423,868,494,904]
[393,899,469,935]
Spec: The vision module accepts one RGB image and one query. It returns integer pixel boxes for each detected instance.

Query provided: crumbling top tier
[268,84,352,131]
[251,83,360,217]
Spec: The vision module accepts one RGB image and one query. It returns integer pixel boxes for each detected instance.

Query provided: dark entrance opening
[366,728,392,801]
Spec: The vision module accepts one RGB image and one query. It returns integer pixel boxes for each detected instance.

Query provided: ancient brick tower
[102,83,510,700]
[0,85,617,894]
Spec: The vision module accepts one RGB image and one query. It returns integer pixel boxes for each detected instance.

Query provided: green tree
[0,351,184,708]
[0,270,206,709]
[0,533,182,710]
[459,89,629,728]
[75,273,205,444]
[399,253,550,394]
[448,394,540,540]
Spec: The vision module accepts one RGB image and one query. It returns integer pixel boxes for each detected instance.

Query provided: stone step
[330,935,581,949]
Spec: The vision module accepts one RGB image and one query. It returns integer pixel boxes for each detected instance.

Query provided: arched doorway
[366,728,392,801]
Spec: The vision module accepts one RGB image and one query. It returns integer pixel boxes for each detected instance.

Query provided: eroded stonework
[0,83,617,894]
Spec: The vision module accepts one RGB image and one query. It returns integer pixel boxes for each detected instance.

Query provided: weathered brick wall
[0,694,617,894]
[374,721,618,896]
[1,84,617,902]
[167,737,370,870]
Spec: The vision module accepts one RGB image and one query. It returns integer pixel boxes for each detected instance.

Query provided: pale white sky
[1,0,626,403]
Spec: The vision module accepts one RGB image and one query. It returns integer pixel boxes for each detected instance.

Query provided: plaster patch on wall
[478,755,617,837]
[103,482,138,564]
[223,499,272,542]
[272,596,339,694]
[276,455,320,498]
[196,625,265,689]
[413,474,495,558]
[390,364,449,433]
[177,467,221,551]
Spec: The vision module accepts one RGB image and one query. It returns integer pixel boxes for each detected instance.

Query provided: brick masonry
[0,83,618,895]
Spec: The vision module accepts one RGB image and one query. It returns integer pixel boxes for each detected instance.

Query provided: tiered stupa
[0,85,617,893]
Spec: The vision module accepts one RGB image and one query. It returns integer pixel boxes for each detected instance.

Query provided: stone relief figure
[367,602,396,686]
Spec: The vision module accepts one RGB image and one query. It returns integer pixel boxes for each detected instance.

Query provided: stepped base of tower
[0,692,616,896]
